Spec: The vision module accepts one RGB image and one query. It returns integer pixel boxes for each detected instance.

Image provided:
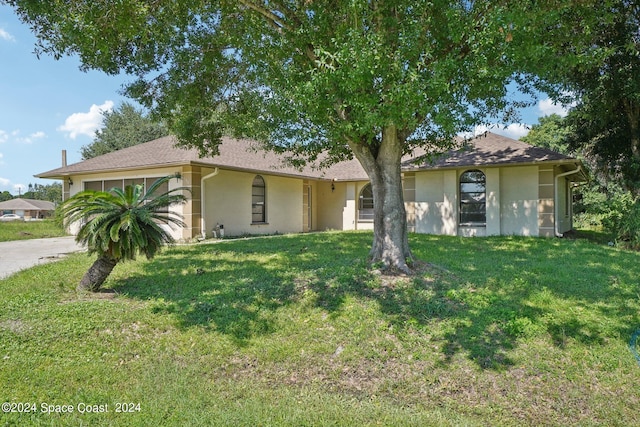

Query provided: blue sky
[0,5,130,195]
[0,4,569,196]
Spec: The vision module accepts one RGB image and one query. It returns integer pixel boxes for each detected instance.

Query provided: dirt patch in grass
[372,260,446,289]
[0,319,30,334]
[59,289,119,304]
[218,350,609,425]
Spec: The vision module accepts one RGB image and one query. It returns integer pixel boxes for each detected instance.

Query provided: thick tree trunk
[78,256,118,292]
[350,125,413,273]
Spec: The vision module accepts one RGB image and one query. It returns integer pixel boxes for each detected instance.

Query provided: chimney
[62,149,67,167]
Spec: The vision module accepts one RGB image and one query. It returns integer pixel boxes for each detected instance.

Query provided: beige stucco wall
[409,166,543,237]
[538,167,555,237]
[202,169,303,237]
[500,166,539,236]
[413,170,457,235]
[316,181,358,231]
[485,168,501,236]
[316,181,342,231]
[556,174,573,235]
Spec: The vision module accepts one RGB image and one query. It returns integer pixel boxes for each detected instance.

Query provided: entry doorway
[303,183,312,232]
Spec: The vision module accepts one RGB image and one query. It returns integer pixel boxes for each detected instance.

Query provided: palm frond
[59,174,190,262]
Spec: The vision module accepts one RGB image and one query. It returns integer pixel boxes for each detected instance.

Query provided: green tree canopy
[80,102,168,160]
[23,182,62,202]
[520,114,571,155]
[6,0,583,271]
[532,0,640,194]
[0,191,13,202]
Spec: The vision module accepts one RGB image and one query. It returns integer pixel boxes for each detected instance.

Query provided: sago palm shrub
[59,174,189,291]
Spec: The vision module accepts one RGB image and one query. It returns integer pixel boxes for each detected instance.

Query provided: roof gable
[403,132,573,170]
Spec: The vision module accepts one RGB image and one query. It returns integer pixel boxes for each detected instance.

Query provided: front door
[303,183,312,232]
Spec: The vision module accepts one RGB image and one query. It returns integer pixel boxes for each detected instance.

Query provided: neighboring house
[36,132,587,241]
[0,198,56,220]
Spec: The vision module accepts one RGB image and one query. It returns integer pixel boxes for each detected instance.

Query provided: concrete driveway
[0,236,85,279]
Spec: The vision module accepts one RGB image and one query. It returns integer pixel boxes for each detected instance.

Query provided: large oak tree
[7,0,570,271]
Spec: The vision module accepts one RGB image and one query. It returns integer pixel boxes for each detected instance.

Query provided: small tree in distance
[58,175,189,292]
[81,102,168,160]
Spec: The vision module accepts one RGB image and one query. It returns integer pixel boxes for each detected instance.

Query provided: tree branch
[237,0,292,32]
[236,1,317,64]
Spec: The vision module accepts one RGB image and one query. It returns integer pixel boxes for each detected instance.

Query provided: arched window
[358,183,374,222]
[252,175,266,223]
[460,170,486,225]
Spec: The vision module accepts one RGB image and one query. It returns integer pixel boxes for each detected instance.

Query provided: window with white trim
[459,170,486,225]
[358,183,374,222]
[252,175,266,223]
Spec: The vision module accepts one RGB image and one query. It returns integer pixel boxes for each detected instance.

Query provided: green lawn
[0,219,67,242]
[1,231,638,426]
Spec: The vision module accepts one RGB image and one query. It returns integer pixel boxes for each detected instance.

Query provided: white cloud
[491,123,530,139]
[0,28,15,42]
[462,123,530,140]
[57,100,114,139]
[0,129,46,145]
[538,98,573,117]
[12,130,47,144]
[0,177,10,187]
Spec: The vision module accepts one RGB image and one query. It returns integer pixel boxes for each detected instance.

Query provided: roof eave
[36,150,584,183]
[401,158,583,173]
[37,160,333,182]
[35,161,195,180]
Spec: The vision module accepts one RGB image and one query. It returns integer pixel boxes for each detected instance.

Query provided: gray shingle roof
[36,135,362,180]
[0,198,55,211]
[403,132,575,170]
[36,132,579,182]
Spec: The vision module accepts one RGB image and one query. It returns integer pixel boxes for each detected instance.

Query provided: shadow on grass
[113,232,640,368]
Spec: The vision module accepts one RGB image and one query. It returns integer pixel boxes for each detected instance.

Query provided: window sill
[459,223,486,227]
[251,222,269,225]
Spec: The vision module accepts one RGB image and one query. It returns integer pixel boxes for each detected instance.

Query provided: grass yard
[1,231,638,426]
[0,219,67,242]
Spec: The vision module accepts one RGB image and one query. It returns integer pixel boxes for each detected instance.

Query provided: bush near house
[603,195,640,249]
[574,187,640,249]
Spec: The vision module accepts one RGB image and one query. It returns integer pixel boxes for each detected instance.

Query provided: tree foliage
[80,102,168,160]
[23,182,62,202]
[6,0,581,270]
[532,0,640,194]
[520,114,572,155]
[0,191,13,202]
